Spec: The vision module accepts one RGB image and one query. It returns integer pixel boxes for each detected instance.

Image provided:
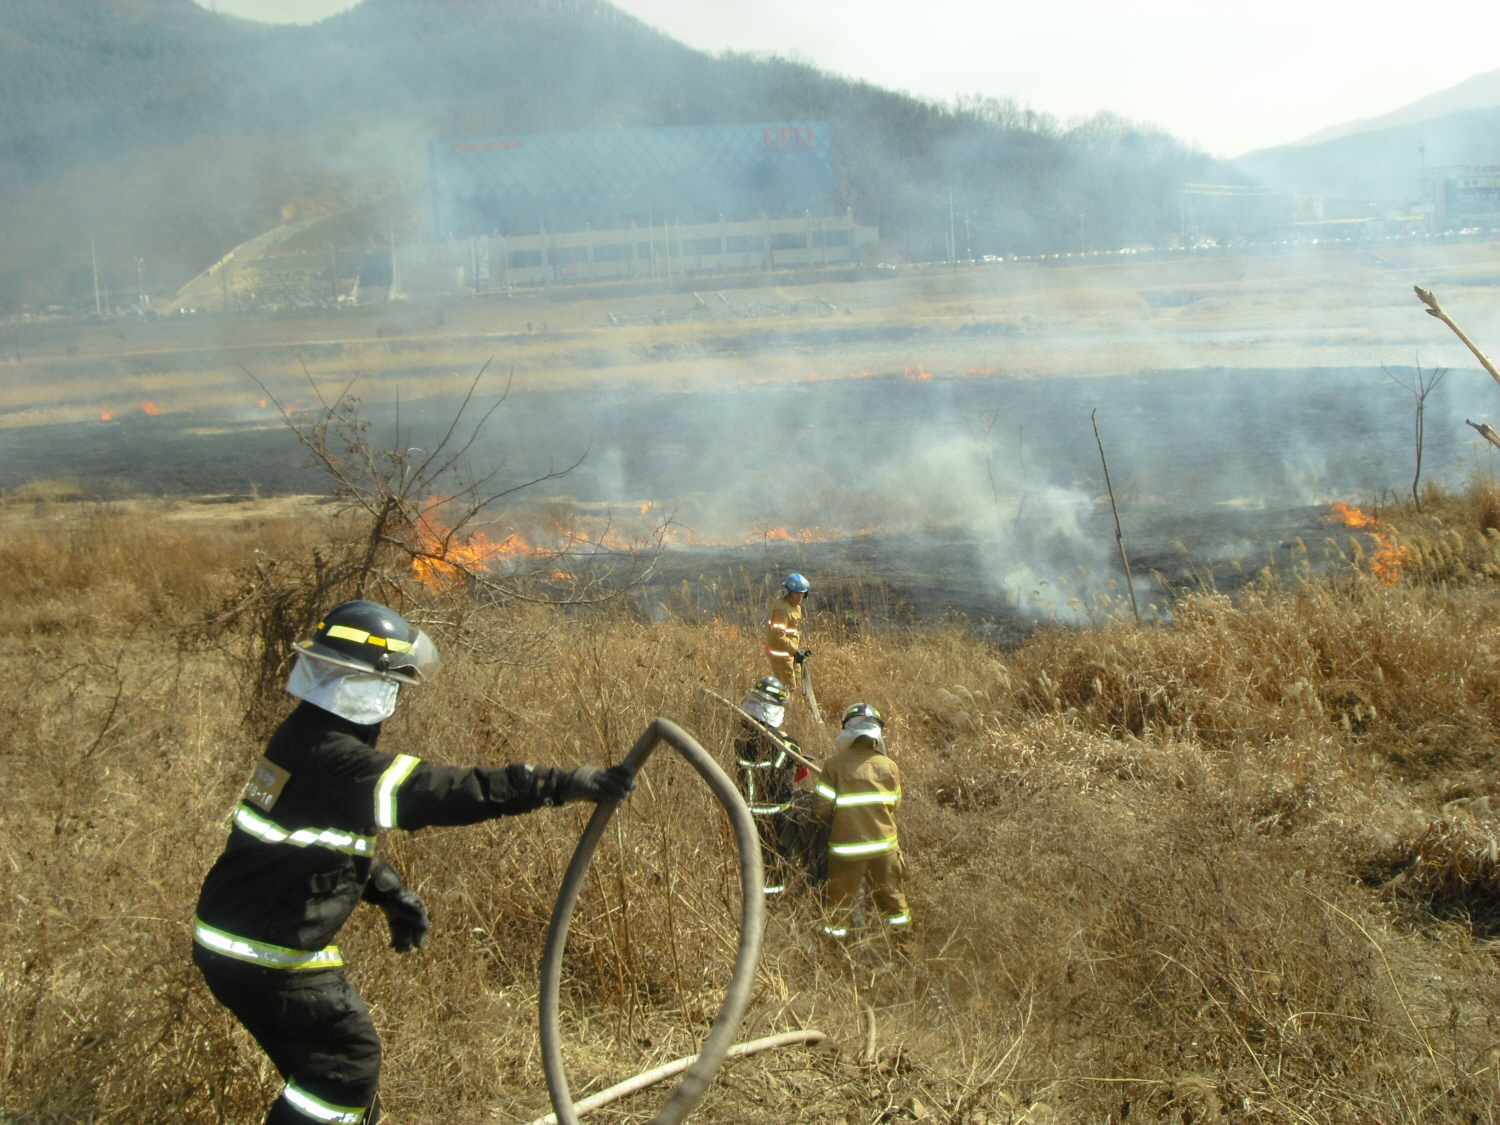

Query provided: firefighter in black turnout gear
[735,676,809,897]
[193,601,634,1125]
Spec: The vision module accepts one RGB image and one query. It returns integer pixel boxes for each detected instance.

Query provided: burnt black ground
[2,364,1487,627]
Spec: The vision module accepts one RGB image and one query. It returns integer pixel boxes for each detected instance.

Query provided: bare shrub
[202,371,660,725]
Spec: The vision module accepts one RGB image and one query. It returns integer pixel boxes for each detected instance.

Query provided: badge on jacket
[243,756,291,812]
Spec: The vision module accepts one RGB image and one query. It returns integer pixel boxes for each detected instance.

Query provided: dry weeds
[4,488,1500,1123]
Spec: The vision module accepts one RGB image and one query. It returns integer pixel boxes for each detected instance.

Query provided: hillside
[0,0,1223,312]
[1236,105,1500,202]
[1293,66,1500,147]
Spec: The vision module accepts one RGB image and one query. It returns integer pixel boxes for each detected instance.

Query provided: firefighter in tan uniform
[763,572,810,689]
[813,703,910,938]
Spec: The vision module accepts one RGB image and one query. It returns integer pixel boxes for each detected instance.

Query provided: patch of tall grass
[4,488,1500,1123]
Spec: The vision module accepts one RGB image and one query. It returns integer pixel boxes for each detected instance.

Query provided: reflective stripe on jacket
[762,595,802,658]
[194,700,563,984]
[813,738,901,857]
[736,718,800,816]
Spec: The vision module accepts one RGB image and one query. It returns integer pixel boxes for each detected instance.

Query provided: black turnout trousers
[202,969,382,1125]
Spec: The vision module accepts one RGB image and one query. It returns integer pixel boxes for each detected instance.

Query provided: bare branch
[1414,286,1500,390]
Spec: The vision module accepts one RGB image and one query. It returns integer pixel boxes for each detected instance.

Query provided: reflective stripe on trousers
[193,916,344,971]
[828,835,898,857]
[233,804,376,856]
[282,1081,367,1123]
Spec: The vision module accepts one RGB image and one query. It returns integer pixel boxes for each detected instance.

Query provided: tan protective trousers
[767,652,798,690]
[824,848,910,936]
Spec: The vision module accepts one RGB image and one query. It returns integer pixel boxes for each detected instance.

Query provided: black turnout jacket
[193,701,566,986]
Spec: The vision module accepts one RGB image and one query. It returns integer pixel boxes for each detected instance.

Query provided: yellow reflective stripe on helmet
[884,912,912,927]
[192,917,343,971]
[833,789,901,807]
[375,754,421,828]
[233,805,375,856]
[324,623,411,654]
[829,835,898,857]
[814,782,838,802]
[283,1081,367,1123]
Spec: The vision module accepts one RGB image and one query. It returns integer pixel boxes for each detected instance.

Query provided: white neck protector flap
[286,652,401,726]
[836,719,885,753]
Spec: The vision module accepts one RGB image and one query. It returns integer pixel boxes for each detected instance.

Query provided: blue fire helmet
[781,572,810,595]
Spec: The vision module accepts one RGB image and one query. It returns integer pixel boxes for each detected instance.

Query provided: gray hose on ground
[540,718,766,1125]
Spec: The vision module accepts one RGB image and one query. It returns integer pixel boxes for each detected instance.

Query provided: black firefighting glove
[381,889,431,953]
[557,763,636,804]
[794,648,813,664]
[364,860,430,953]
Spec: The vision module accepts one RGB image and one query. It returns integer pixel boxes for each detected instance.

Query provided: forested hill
[0,0,1226,311]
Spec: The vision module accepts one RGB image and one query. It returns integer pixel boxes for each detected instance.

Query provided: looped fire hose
[540,718,766,1125]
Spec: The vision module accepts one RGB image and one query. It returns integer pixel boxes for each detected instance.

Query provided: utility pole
[388,220,400,302]
[1418,143,1429,231]
[90,232,101,316]
[948,191,956,268]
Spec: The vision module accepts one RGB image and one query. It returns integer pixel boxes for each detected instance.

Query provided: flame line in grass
[1328,502,1410,585]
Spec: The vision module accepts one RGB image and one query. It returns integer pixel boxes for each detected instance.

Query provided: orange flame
[259,398,268,408]
[1328,502,1409,584]
[139,401,161,415]
[903,364,933,381]
[412,510,547,589]
[1329,501,1377,530]
[101,410,113,421]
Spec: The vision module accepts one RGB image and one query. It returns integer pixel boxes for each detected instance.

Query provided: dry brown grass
[5,488,1500,1124]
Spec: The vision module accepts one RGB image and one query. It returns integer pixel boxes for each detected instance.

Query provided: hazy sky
[196,0,1500,156]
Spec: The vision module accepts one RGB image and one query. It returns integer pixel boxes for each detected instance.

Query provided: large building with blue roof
[430,121,834,237]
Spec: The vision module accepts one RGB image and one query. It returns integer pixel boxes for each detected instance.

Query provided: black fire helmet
[293,600,441,686]
[752,676,790,705]
[841,702,884,729]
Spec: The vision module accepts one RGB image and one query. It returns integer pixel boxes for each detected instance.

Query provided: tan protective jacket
[762,595,803,664]
[813,739,901,858]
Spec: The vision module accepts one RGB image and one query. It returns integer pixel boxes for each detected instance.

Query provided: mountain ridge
[1289,67,1500,149]
[0,0,1221,311]
[1236,104,1500,202]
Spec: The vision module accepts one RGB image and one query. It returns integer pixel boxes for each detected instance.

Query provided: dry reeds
[5,490,1500,1122]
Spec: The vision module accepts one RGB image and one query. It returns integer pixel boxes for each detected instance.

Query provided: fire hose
[539,718,785,1125]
